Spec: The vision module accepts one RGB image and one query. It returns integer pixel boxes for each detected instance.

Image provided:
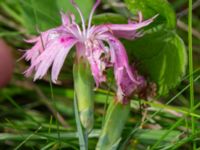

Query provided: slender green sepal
[96,100,130,150]
[73,57,94,132]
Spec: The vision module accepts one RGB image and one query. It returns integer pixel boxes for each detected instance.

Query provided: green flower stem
[188,0,196,149]
[96,100,130,150]
[73,57,94,132]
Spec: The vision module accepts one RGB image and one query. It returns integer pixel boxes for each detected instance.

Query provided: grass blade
[74,93,87,150]
[188,0,196,149]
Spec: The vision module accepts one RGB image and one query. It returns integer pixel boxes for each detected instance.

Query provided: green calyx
[73,57,94,132]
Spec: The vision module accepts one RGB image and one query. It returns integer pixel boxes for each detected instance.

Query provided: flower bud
[96,99,130,150]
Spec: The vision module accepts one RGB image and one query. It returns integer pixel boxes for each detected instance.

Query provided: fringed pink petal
[116,66,147,104]
[94,14,156,40]
[104,35,143,102]
[23,28,64,65]
[79,39,108,87]
[51,39,77,83]
[24,32,76,81]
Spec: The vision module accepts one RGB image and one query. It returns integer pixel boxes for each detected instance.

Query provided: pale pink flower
[22,0,155,103]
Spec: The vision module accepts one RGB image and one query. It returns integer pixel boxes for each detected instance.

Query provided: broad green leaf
[18,0,93,33]
[124,30,187,95]
[19,0,60,33]
[125,0,176,29]
[92,13,127,25]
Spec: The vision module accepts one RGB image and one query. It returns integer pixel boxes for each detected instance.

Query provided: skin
[0,39,14,88]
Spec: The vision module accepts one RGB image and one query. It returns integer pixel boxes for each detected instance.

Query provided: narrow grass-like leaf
[14,126,42,150]
[41,142,56,150]
[188,0,196,149]
[150,95,200,149]
[120,74,200,148]
[74,93,87,150]
[49,81,61,148]
[4,95,41,124]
